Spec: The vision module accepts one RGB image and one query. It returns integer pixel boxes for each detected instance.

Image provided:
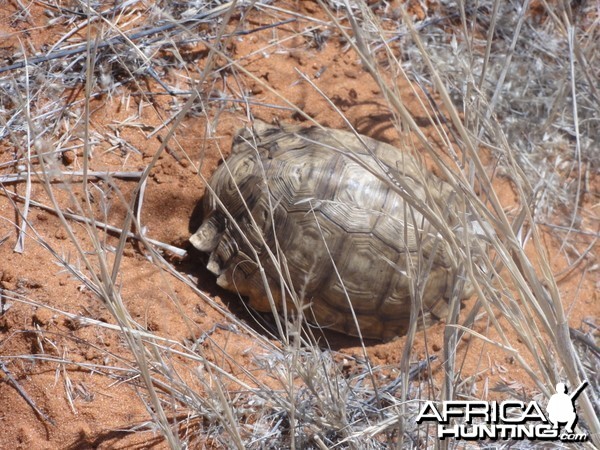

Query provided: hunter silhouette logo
[416,380,589,442]
[546,381,588,434]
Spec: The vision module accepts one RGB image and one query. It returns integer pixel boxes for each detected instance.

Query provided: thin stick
[4,192,187,257]
[13,38,32,254]
[1,362,55,426]
[0,171,144,184]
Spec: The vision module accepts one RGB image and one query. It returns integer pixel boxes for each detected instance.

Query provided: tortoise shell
[190,120,472,340]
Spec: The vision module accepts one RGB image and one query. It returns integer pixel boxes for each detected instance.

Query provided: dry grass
[0,0,598,448]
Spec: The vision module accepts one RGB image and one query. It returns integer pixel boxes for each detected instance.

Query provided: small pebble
[62,150,75,165]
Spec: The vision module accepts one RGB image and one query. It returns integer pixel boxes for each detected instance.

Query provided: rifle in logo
[546,381,588,433]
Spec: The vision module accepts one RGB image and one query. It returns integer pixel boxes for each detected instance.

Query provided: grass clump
[0,0,597,448]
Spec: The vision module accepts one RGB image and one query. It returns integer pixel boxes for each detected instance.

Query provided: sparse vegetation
[0,1,597,448]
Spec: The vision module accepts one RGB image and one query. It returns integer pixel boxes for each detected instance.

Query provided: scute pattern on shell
[190,120,472,340]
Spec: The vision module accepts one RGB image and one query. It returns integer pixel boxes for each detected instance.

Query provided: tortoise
[190,120,473,340]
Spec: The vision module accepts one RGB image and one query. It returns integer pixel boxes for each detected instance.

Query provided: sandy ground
[0,1,597,448]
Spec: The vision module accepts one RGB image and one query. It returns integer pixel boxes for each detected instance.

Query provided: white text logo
[416,381,588,442]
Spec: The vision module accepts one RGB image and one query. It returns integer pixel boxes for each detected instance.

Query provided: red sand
[0,2,597,448]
